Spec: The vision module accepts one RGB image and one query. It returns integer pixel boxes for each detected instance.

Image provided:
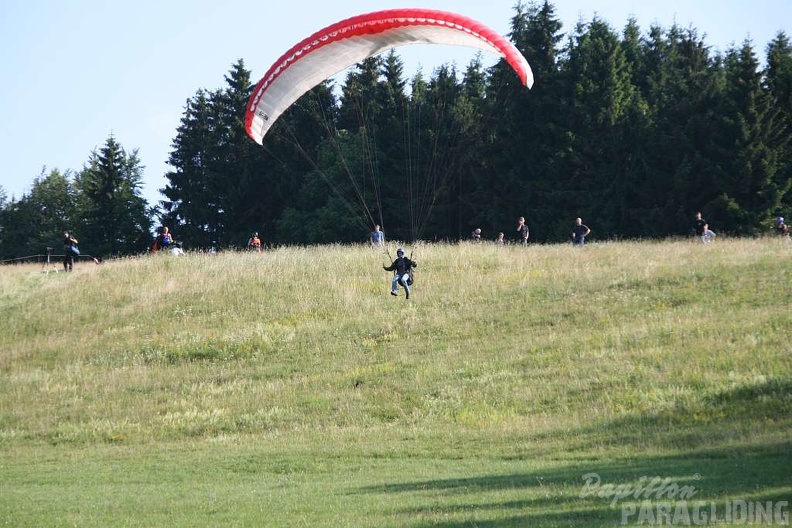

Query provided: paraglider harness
[405,246,417,286]
[385,247,416,286]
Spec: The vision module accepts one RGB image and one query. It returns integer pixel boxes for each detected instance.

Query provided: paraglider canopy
[245,8,534,145]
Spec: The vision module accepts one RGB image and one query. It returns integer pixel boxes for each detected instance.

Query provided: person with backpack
[383,247,417,300]
[160,227,173,249]
[62,231,79,271]
[151,226,173,253]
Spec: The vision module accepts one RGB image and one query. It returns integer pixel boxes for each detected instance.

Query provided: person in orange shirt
[248,232,262,252]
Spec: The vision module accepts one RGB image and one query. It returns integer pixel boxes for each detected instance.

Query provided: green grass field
[1,238,790,527]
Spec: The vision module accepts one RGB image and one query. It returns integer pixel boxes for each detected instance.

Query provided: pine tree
[554,17,640,238]
[210,59,265,245]
[161,90,222,249]
[764,32,792,216]
[427,56,489,239]
[640,24,724,235]
[483,0,565,241]
[269,80,346,244]
[710,41,789,233]
[273,58,382,244]
[0,169,77,258]
[75,136,151,255]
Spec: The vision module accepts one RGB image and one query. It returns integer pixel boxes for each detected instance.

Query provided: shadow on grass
[355,379,792,527]
[548,377,792,454]
[355,442,790,527]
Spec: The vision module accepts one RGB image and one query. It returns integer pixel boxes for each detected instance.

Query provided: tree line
[0,136,152,260]
[2,1,790,259]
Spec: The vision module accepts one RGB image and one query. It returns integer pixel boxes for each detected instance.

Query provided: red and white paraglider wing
[245,9,534,144]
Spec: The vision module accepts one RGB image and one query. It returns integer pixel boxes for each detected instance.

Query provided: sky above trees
[1,1,789,206]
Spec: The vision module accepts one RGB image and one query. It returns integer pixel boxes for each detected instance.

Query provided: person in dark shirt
[62,231,79,271]
[572,218,591,246]
[693,212,707,237]
[517,217,530,245]
[383,247,417,300]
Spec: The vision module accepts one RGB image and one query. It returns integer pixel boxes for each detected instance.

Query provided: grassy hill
[1,239,790,526]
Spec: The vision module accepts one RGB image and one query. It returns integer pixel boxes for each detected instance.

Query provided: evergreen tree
[711,41,789,233]
[277,131,370,244]
[75,136,152,256]
[407,63,466,241]
[608,18,656,237]
[358,51,411,240]
[273,68,375,243]
[29,169,77,247]
[764,32,792,216]
[0,169,76,258]
[209,59,266,246]
[554,17,640,238]
[161,90,223,249]
[427,56,490,240]
[268,80,341,244]
[0,186,6,258]
[0,197,38,259]
[640,24,724,235]
[483,0,565,241]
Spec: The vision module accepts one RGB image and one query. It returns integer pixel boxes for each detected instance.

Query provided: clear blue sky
[1,1,788,207]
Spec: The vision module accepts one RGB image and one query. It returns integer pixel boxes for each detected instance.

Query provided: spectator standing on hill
[572,218,591,246]
[248,232,262,252]
[776,217,789,237]
[370,225,384,247]
[693,212,707,238]
[161,227,173,248]
[152,227,173,253]
[517,217,530,245]
[62,231,79,272]
[496,232,505,245]
[471,228,482,242]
